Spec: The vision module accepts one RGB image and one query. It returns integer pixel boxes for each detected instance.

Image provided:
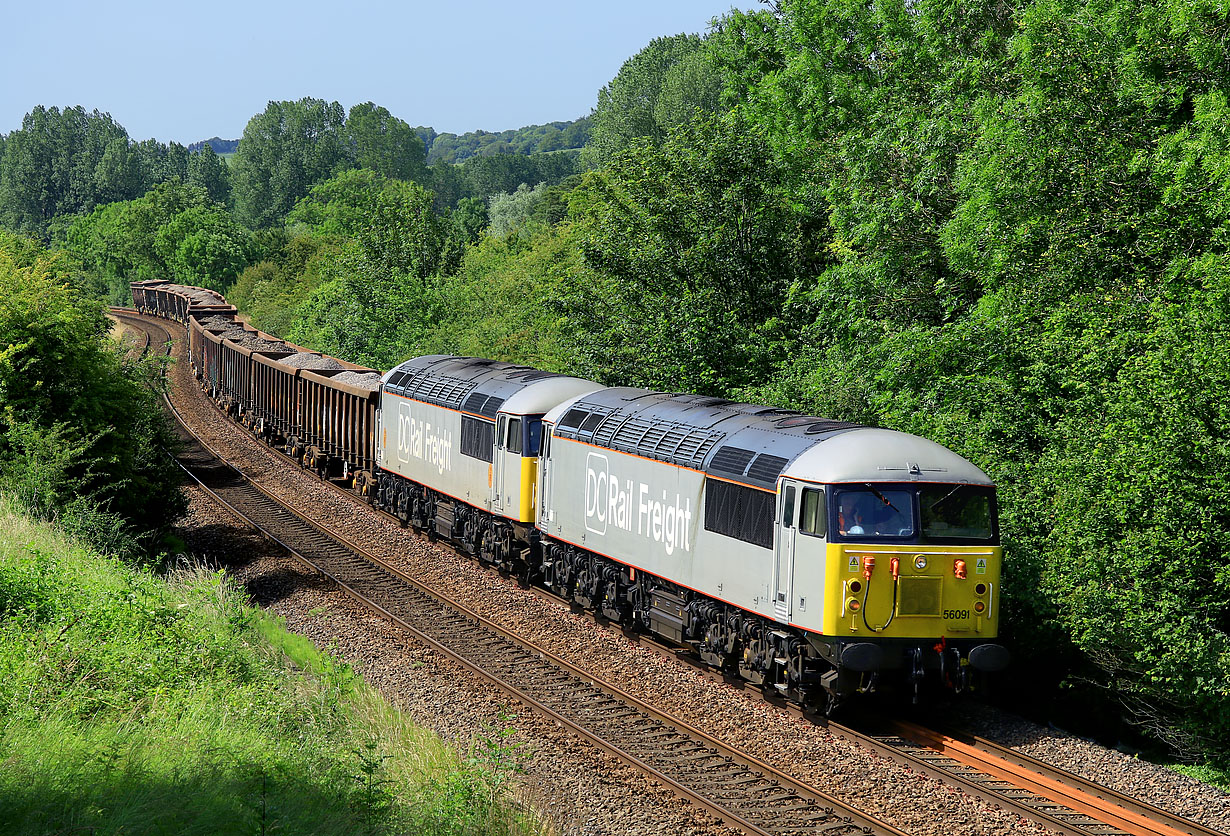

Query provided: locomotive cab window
[921,484,997,544]
[781,485,796,528]
[833,487,914,540]
[507,417,523,454]
[525,417,544,456]
[800,488,825,537]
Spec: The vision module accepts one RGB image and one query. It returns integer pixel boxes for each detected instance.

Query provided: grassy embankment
[0,498,549,836]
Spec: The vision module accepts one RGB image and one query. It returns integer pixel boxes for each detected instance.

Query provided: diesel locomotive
[132,280,1008,708]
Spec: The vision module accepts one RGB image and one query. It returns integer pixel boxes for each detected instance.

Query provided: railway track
[833,719,1220,836]
[110,307,900,836]
[108,308,1226,836]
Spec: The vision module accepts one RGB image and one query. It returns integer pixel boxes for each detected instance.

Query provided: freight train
[132,280,1008,709]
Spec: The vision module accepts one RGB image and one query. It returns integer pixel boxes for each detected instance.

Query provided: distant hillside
[417,117,590,165]
[187,137,239,154]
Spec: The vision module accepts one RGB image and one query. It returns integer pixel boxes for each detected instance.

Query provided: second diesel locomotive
[134,280,1008,707]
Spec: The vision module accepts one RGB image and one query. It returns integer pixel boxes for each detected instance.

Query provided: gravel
[174,473,731,836]
[157,317,1230,836]
[278,352,346,370]
[331,371,383,389]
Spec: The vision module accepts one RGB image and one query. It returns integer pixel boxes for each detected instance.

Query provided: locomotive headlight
[913,555,928,571]
[975,583,987,596]
[847,598,861,612]
[974,601,986,614]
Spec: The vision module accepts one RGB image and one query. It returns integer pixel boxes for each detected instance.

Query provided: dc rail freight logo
[584,452,694,555]
[397,402,453,475]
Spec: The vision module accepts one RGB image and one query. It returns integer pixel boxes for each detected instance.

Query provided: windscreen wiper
[928,484,964,512]
[864,484,901,513]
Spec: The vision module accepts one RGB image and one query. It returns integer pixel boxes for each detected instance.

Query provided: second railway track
[110,308,1228,836]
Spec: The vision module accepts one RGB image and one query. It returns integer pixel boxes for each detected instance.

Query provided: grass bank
[0,498,549,836]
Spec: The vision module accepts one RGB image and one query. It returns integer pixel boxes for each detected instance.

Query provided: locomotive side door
[491,413,523,517]
[491,415,507,513]
[538,429,554,527]
[773,480,800,621]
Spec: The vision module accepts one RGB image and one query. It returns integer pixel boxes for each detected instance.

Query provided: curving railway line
[109,307,1227,836]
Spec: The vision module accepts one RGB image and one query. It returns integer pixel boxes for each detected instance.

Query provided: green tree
[186,145,232,205]
[563,112,808,394]
[345,102,427,182]
[714,0,1230,761]
[487,183,548,239]
[286,168,395,238]
[354,180,457,283]
[584,34,720,167]
[231,98,351,228]
[0,106,142,235]
[154,205,254,290]
[64,180,252,296]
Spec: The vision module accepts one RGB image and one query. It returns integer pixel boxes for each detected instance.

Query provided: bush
[0,237,184,555]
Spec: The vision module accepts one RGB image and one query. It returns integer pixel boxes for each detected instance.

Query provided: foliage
[0,107,142,236]
[717,0,1230,761]
[346,102,428,183]
[229,233,344,340]
[63,180,255,295]
[583,34,723,168]
[283,179,466,369]
[456,151,579,207]
[0,106,233,238]
[414,223,584,369]
[186,137,239,155]
[0,237,184,553]
[231,98,351,229]
[420,118,591,165]
[561,112,812,395]
[487,183,550,239]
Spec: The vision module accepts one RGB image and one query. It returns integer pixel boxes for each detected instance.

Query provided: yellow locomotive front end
[826,541,1002,639]
[809,481,1009,699]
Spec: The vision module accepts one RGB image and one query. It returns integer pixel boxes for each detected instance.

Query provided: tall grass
[0,497,551,836]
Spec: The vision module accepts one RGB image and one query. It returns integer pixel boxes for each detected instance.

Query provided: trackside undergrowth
[0,497,551,836]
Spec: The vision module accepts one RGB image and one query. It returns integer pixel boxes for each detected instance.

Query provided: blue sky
[3,1,759,144]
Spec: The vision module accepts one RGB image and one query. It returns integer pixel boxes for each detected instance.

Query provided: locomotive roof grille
[558,408,589,430]
[579,412,606,434]
[746,453,790,483]
[403,374,478,410]
[710,445,757,477]
[462,391,505,417]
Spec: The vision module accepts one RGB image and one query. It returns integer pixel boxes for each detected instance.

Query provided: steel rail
[881,720,1222,836]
